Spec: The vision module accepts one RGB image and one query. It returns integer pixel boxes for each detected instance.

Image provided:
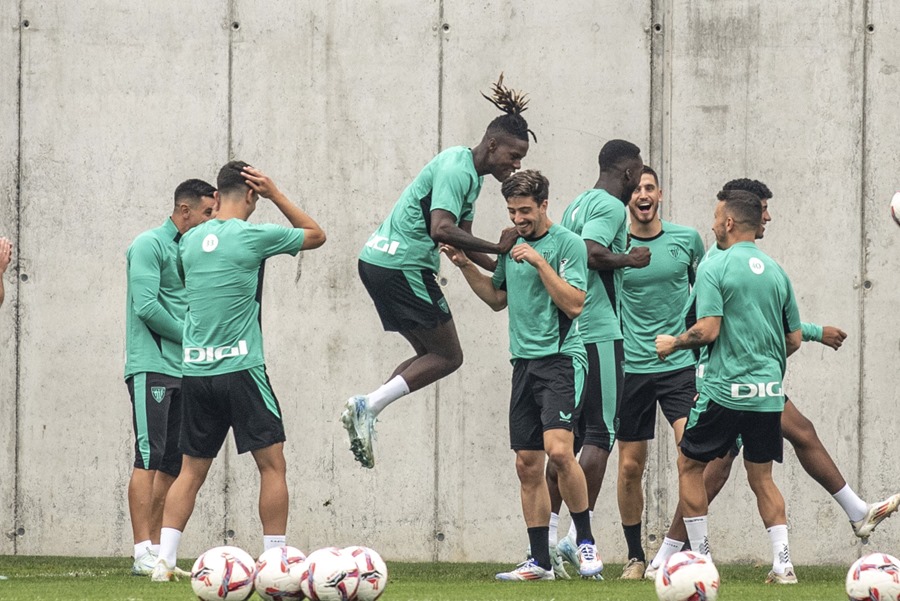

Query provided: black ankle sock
[571,509,594,544]
[622,522,645,561]
[527,527,551,570]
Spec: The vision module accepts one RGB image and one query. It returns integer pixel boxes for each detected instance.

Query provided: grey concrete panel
[859,0,900,546]
[661,0,866,563]
[223,0,442,559]
[16,0,229,556]
[0,2,21,556]
[436,0,652,561]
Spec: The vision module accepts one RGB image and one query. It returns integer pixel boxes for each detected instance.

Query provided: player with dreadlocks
[343,74,536,469]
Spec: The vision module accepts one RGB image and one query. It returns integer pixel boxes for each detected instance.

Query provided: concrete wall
[0,0,896,564]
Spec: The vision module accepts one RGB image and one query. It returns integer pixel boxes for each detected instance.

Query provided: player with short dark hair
[443,169,603,581]
[0,237,11,308]
[646,178,900,579]
[615,166,705,579]
[548,139,648,577]
[656,188,803,584]
[151,163,325,581]
[124,178,218,575]
[343,75,535,469]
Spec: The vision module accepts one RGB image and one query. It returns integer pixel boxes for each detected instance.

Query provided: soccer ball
[655,551,720,601]
[255,546,307,601]
[343,546,388,601]
[846,553,900,601]
[299,547,360,601]
[892,192,900,226]
[190,545,257,601]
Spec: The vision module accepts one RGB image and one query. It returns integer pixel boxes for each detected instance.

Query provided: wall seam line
[432,0,445,564]
[13,0,24,556]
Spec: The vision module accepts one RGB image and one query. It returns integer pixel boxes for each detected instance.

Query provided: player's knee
[783,414,818,449]
[545,446,577,474]
[515,453,544,484]
[618,454,645,483]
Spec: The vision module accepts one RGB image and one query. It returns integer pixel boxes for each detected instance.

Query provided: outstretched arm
[242,167,326,250]
[431,210,518,256]
[441,245,507,311]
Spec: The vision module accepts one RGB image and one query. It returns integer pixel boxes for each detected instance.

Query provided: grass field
[0,556,849,600]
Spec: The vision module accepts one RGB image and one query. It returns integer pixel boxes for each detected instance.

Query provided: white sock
[149,544,160,555]
[264,535,286,551]
[650,537,685,568]
[833,484,869,522]
[683,516,710,557]
[134,539,151,559]
[767,524,792,573]
[368,376,410,417]
[549,513,559,546]
[158,528,182,568]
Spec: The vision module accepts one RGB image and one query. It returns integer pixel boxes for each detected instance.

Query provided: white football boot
[131,548,158,576]
[851,493,900,541]
[341,395,376,468]
[577,542,604,578]
[495,559,555,581]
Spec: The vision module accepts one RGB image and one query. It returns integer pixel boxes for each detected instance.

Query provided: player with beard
[615,166,704,578]
[646,179,900,581]
[548,139,649,578]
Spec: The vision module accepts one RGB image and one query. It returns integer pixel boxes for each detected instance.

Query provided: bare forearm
[467,251,497,272]
[433,225,503,255]
[673,327,713,350]
[459,263,506,310]
[270,191,319,229]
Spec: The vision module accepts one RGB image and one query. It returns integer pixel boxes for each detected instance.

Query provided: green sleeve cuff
[801,322,823,342]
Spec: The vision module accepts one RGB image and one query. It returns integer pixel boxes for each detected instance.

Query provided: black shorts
[618,367,696,442]
[181,365,286,457]
[358,260,452,332]
[727,395,793,457]
[509,355,585,451]
[573,340,623,452]
[127,372,182,477]
[680,398,783,464]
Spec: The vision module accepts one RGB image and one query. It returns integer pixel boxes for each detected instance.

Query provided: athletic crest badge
[150,387,166,403]
[668,245,682,260]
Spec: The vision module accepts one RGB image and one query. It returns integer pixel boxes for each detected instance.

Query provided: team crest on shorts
[150,387,166,403]
[438,297,450,313]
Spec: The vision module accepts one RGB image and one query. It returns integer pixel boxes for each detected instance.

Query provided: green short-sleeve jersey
[622,221,705,373]
[694,242,801,412]
[359,146,483,272]
[560,188,627,343]
[491,223,588,367]
[125,218,187,379]
[178,219,305,376]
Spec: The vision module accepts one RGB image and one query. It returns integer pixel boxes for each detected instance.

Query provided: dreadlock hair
[500,169,549,203]
[217,160,252,196]
[722,178,772,200]
[173,178,216,209]
[598,139,641,171]
[482,73,537,143]
[716,188,762,231]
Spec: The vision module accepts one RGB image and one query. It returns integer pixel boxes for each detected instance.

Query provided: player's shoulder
[550,224,587,253]
[431,146,476,171]
[662,220,702,240]
[127,223,167,255]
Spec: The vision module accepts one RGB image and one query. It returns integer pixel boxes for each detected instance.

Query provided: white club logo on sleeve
[202,234,219,252]
[749,257,765,274]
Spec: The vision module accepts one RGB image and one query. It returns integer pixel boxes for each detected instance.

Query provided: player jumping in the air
[656,188,803,584]
[548,140,648,578]
[615,166,705,579]
[343,75,535,469]
[151,163,325,581]
[444,170,603,581]
[124,179,218,575]
[646,179,900,579]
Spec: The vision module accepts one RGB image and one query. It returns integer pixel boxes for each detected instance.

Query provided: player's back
[178,218,304,376]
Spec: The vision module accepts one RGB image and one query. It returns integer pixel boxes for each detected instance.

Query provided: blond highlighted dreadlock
[482,73,537,143]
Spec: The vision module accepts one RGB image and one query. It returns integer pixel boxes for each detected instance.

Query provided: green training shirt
[622,221,705,373]
[693,242,801,412]
[693,244,822,391]
[178,219,305,376]
[125,218,186,379]
[492,223,588,367]
[359,146,482,273]
[560,188,627,343]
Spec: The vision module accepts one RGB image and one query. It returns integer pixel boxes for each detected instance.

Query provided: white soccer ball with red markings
[891,192,900,227]
[299,547,360,601]
[343,546,388,601]
[190,545,257,601]
[254,546,307,601]
[655,550,720,601]
[846,553,900,601]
